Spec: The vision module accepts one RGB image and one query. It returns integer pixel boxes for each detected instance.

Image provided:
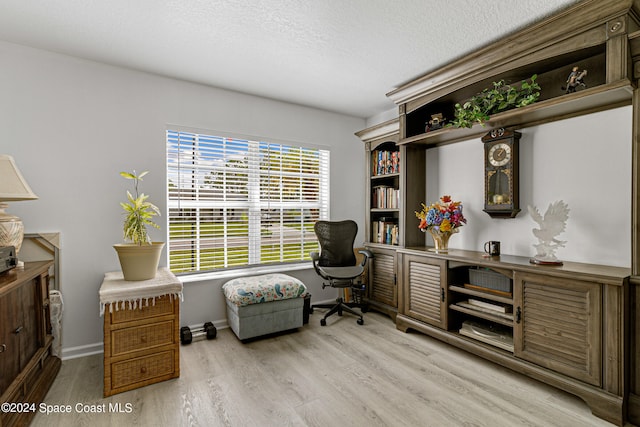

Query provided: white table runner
[99,267,183,315]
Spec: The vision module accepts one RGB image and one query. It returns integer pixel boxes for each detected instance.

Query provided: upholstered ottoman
[222,274,307,340]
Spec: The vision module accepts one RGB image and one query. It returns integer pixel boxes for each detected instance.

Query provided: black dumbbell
[204,322,217,339]
[180,322,217,345]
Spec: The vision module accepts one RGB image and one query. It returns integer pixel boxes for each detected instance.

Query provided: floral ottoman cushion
[222,274,307,307]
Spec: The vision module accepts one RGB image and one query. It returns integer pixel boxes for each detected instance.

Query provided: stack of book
[372,220,398,245]
[371,150,400,176]
[372,185,400,209]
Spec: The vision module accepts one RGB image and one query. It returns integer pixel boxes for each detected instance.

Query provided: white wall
[1,38,632,357]
[424,106,632,267]
[0,41,366,357]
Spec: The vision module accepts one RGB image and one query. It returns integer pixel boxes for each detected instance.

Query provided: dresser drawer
[109,295,176,324]
[110,321,175,356]
[110,350,176,390]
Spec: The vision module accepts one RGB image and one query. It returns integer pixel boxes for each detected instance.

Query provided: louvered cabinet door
[368,247,397,308]
[513,272,602,386]
[402,254,447,328]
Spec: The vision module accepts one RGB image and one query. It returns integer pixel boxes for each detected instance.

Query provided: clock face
[488,142,511,167]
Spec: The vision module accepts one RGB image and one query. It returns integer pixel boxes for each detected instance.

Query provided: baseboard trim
[61,343,104,361]
[61,302,338,361]
[61,319,231,360]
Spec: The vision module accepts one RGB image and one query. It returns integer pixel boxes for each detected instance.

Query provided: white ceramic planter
[113,242,165,281]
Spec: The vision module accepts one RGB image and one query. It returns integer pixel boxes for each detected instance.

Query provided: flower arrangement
[415,195,467,233]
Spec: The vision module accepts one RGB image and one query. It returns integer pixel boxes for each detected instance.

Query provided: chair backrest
[314,220,357,267]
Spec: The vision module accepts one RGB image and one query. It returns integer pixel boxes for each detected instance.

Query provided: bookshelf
[368,142,399,245]
[356,2,640,424]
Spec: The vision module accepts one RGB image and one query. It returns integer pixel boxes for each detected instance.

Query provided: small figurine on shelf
[425,113,446,132]
[562,66,587,93]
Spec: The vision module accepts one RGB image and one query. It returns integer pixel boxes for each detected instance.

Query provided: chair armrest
[310,251,320,261]
[358,249,373,266]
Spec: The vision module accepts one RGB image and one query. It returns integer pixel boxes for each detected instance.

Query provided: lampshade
[0,155,38,257]
[0,155,38,201]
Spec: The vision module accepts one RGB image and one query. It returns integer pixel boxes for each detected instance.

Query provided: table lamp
[0,155,38,257]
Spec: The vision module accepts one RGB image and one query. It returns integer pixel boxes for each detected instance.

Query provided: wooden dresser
[100,268,182,397]
[0,261,60,427]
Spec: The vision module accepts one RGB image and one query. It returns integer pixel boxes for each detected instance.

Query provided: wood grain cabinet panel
[370,252,396,306]
[0,288,20,394]
[401,254,446,328]
[365,246,398,319]
[514,272,602,386]
[0,262,61,427]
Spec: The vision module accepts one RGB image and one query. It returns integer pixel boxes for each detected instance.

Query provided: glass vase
[428,228,458,253]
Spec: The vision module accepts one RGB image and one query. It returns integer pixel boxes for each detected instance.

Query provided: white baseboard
[61,342,104,361]
[60,320,231,361]
[60,302,336,361]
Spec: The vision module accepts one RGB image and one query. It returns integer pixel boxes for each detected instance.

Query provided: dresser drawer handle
[14,326,23,334]
[140,335,147,343]
[140,367,147,374]
[0,344,6,353]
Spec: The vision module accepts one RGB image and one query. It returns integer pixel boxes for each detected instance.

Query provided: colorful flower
[415,195,467,232]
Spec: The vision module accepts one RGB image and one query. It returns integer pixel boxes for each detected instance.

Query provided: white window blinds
[167,130,330,274]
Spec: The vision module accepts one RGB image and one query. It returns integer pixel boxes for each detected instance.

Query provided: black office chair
[310,220,372,326]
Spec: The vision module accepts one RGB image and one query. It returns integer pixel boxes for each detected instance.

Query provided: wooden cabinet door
[17,280,39,370]
[0,288,20,394]
[368,247,397,308]
[513,272,602,386]
[401,254,447,328]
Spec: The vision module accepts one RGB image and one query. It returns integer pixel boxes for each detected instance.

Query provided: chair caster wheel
[357,318,364,325]
[320,319,327,326]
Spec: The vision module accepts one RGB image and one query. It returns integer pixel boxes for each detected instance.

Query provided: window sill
[176,262,314,284]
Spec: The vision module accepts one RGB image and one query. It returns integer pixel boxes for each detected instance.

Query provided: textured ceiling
[0,0,579,119]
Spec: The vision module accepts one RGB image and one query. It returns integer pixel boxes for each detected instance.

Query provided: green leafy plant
[450,74,541,128]
[120,170,160,245]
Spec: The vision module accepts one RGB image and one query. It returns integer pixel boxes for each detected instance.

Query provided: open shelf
[449,285,512,304]
[450,303,513,327]
[399,80,632,147]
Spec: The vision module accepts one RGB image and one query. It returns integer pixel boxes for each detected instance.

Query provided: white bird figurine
[528,200,570,265]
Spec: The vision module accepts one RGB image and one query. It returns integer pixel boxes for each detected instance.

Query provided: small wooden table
[100,268,182,397]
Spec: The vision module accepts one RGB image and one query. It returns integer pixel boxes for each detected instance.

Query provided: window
[167,130,329,274]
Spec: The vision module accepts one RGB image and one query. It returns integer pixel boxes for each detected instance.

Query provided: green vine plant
[449,74,541,128]
[120,170,161,245]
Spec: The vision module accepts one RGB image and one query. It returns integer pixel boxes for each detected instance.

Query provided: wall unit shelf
[356,2,640,424]
[396,247,629,425]
[448,285,512,305]
[398,79,633,147]
[449,303,514,327]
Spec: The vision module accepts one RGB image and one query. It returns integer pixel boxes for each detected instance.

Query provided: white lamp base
[0,204,25,253]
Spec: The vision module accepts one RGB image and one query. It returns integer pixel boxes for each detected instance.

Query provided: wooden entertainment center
[356,0,640,425]
[0,261,61,427]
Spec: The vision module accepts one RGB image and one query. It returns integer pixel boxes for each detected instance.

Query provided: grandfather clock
[482,128,521,218]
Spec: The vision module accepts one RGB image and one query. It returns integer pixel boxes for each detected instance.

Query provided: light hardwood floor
[32,311,614,427]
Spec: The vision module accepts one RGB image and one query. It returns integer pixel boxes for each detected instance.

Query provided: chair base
[312,297,364,326]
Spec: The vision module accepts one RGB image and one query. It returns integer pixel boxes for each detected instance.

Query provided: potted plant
[113,170,165,281]
[449,74,540,128]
